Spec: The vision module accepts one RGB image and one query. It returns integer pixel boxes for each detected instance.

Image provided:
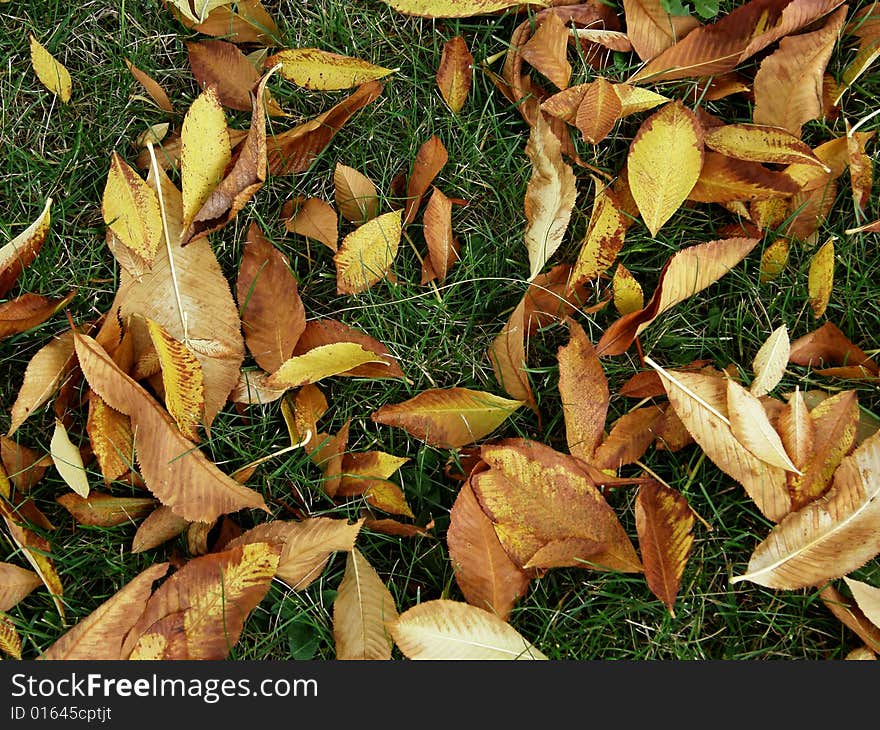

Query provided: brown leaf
[125,59,173,113]
[688,151,799,203]
[268,81,384,176]
[0,562,42,611]
[819,584,880,654]
[0,614,21,659]
[0,437,48,493]
[292,319,404,379]
[575,77,622,145]
[777,388,815,473]
[844,577,880,629]
[557,319,608,462]
[86,393,134,483]
[629,0,845,84]
[447,481,531,621]
[752,7,847,137]
[372,387,524,449]
[436,36,473,113]
[74,332,268,523]
[593,405,665,471]
[404,135,448,227]
[635,480,695,616]
[131,505,190,553]
[56,492,157,527]
[39,563,169,660]
[169,0,281,45]
[789,321,879,377]
[0,291,75,341]
[236,222,305,373]
[623,0,699,62]
[520,12,572,90]
[421,187,460,284]
[309,421,350,498]
[472,439,642,572]
[280,384,328,449]
[0,197,52,298]
[597,237,760,356]
[226,517,363,591]
[283,197,338,252]
[123,543,280,659]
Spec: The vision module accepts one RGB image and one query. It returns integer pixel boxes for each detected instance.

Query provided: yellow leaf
[627,101,704,236]
[267,48,396,90]
[364,480,415,518]
[379,0,545,18]
[750,324,790,397]
[391,599,547,659]
[731,429,880,589]
[334,210,402,294]
[50,419,89,498]
[371,387,524,448]
[57,492,157,528]
[0,197,52,297]
[337,451,409,497]
[759,237,790,283]
[181,87,230,228]
[333,548,398,660]
[266,343,388,390]
[87,393,134,483]
[146,318,205,442]
[436,36,473,113]
[524,112,577,281]
[705,124,828,167]
[613,83,669,116]
[808,237,835,318]
[29,34,71,102]
[571,180,626,285]
[612,263,644,315]
[101,152,162,263]
[334,162,380,223]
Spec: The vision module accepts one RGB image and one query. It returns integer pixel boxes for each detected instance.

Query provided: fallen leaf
[570,28,634,52]
[334,163,380,224]
[334,210,403,294]
[372,387,524,448]
[236,222,306,373]
[473,439,642,572]
[752,7,847,137]
[777,387,814,474]
[50,419,89,498]
[819,583,880,654]
[125,59,173,113]
[267,343,389,390]
[404,135,448,227]
[29,34,71,103]
[759,237,790,283]
[284,197,338,251]
[421,187,460,284]
[73,332,268,523]
[38,563,169,660]
[334,548,398,660]
[593,405,665,471]
[520,12,572,90]
[627,101,703,236]
[379,0,542,18]
[612,263,644,315]
[808,236,835,318]
[0,562,42,611]
[0,197,52,297]
[571,181,627,287]
[635,480,695,617]
[131,505,190,553]
[557,319,608,462]
[310,422,350,497]
[0,292,73,341]
[146,318,205,442]
[598,237,760,355]
[226,517,363,590]
[843,577,880,629]
[447,481,531,620]
[750,324,790,397]
[436,36,473,113]
[687,152,799,203]
[574,77,622,144]
[56,492,156,527]
[623,0,700,61]
[847,129,874,212]
[726,379,801,473]
[0,438,49,493]
[645,359,790,522]
[390,599,547,659]
[337,451,409,498]
[704,123,827,167]
[101,151,162,263]
[731,429,880,589]
[292,319,405,379]
[170,0,280,45]
[267,48,395,90]
[788,321,879,376]
[523,112,577,281]
[87,393,134,483]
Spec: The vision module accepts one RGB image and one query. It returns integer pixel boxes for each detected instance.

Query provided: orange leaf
[56,492,157,527]
[131,505,190,553]
[421,188,460,284]
[593,405,665,471]
[0,197,52,298]
[575,77,622,144]
[292,319,404,379]
[404,135,448,227]
[283,197,338,251]
[0,291,75,341]
[788,321,879,376]
[436,36,473,113]
[688,151,799,203]
[520,12,572,90]
[125,59,173,113]
[622,0,699,62]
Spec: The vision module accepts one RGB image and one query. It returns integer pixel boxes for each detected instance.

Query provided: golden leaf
[627,101,704,236]
[0,562,42,612]
[612,263,644,315]
[334,210,403,294]
[267,48,395,90]
[267,343,388,390]
[391,599,547,659]
[759,238,790,283]
[334,162,380,224]
[705,123,827,167]
[436,36,473,113]
[180,87,230,228]
[0,614,21,659]
[687,151,799,203]
[808,236,835,318]
[293,319,405,379]
[337,451,409,497]
[29,34,71,102]
[379,0,544,18]
[101,152,162,263]
[50,419,90,498]
[622,0,699,61]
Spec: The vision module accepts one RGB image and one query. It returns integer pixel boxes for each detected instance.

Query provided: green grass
[1,0,879,661]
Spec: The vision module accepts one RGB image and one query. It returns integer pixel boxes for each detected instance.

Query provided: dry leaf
[847,129,874,211]
[421,187,460,284]
[593,405,665,471]
[844,577,880,628]
[819,583,880,654]
[74,332,268,523]
[524,112,577,281]
[404,135,448,227]
[732,429,880,589]
[447,481,531,621]
[750,324,790,397]
[789,321,879,377]
[236,222,306,373]
[0,197,52,298]
[777,387,814,474]
[623,0,699,62]
[170,0,280,45]
[29,34,71,103]
[333,548,398,660]
[284,197,338,251]
[101,152,162,263]
[226,517,363,590]
[436,36,473,113]
[267,48,395,90]
[87,393,134,483]
[292,319,405,379]
[39,563,169,660]
[0,437,49,493]
[635,480,695,617]
[726,379,801,473]
[687,152,799,203]
[0,562,42,612]
[337,451,409,498]
[334,163,380,224]
[56,492,156,527]
[570,180,626,286]
[390,599,547,660]
[0,291,74,341]
[574,77,622,145]
[598,237,760,356]
[379,0,541,18]
[125,59,173,113]
[473,439,642,572]
[612,263,644,315]
[372,387,524,449]
[557,319,608,462]
[808,237,835,318]
[266,343,388,390]
[334,210,403,294]
[50,419,89,498]
[752,7,847,137]
[705,123,827,167]
[520,12,571,90]
[759,238,790,283]
[131,505,190,553]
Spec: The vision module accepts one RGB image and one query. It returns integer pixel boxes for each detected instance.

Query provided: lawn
[1,0,879,661]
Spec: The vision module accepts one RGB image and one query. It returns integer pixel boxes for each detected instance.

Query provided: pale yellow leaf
[101,152,162,263]
[50,419,89,498]
[844,577,880,629]
[268,48,396,90]
[726,379,801,474]
[612,263,644,315]
[334,162,380,223]
[808,237,835,318]
[750,324,790,397]
[379,0,544,18]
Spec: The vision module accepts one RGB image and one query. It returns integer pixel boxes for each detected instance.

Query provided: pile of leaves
[2,0,880,660]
